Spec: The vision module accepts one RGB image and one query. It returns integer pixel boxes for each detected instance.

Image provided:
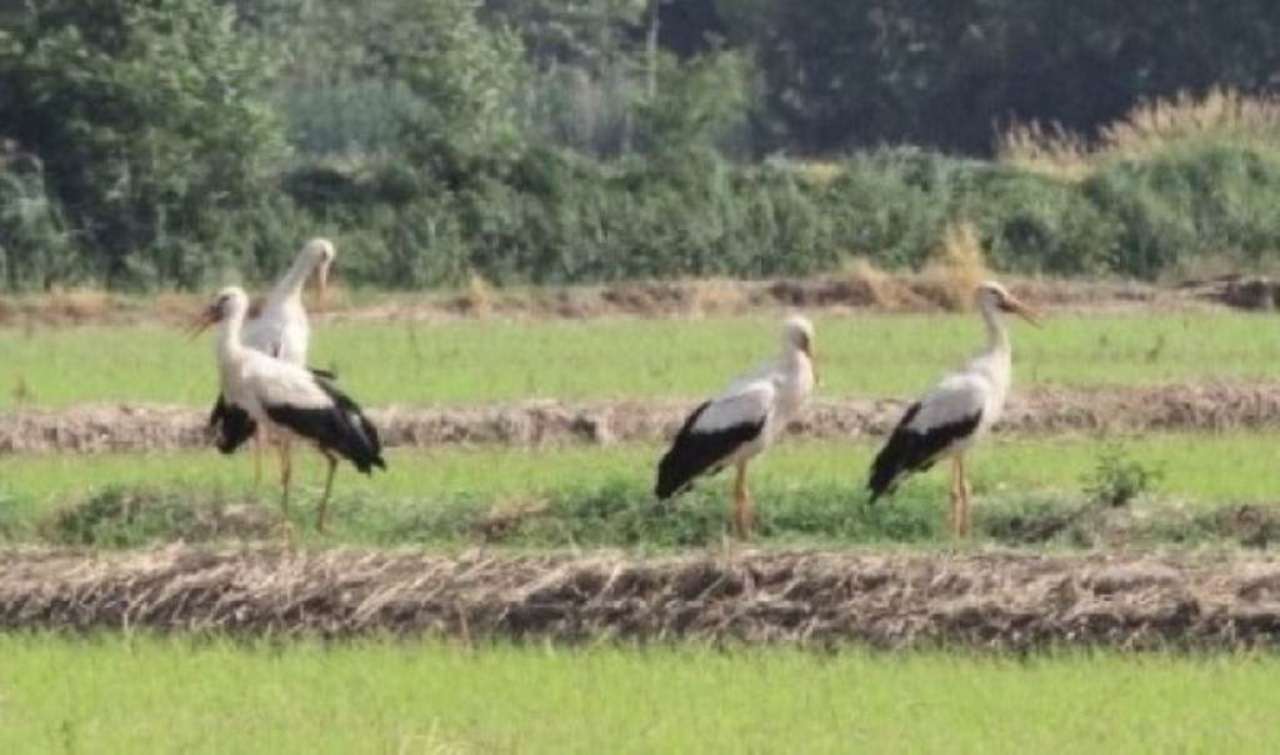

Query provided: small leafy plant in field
[1082,443,1163,508]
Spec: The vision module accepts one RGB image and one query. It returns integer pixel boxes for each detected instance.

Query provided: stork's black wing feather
[655,401,765,499]
[867,403,981,503]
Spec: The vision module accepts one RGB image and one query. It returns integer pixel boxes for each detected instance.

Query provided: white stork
[194,286,384,532]
[208,238,336,477]
[655,315,816,538]
[867,280,1040,537]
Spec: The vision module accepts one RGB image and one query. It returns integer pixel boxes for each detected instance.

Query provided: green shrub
[1082,444,1163,509]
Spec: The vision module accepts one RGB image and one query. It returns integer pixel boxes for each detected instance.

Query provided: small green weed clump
[1083,443,1164,508]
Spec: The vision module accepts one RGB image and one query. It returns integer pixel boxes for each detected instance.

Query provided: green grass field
[2,635,1276,755]
[2,432,1276,549]
[4,310,1280,749]
[4,311,1279,408]
[4,433,1277,510]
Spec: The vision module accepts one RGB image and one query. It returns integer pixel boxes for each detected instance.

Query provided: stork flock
[194,239,1039,538]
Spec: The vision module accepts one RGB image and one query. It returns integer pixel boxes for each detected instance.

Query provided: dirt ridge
[1,546,1278,649]
[0,274,1219,330]
[4,382,1280,454]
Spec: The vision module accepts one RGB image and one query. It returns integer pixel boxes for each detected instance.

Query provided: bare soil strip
[4,382,1280,454]
[1,546,1278,649]
[0,274,1237,330]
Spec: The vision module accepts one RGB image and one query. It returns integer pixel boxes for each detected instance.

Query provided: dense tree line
[2,0,1280,291]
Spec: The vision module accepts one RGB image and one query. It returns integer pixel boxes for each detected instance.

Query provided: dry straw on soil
[1,275,1190,330]
[7,382,1280,454]
[2,546,1279,649]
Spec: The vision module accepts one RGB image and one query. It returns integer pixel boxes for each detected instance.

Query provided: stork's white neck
[980,299,1011,356]
[217,302,249,365]
[780,344,808,370]
[267,251,317,305]
[776,344,815,412]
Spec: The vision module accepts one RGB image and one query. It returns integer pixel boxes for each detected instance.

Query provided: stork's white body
[243,238,334,364]
[205,286,383,531]
[217,342,331,427]
[655,315,816,538]
[900,310,1013,457]
[867,282,1037,537]
[209,239,335,481]
[694,346,816,465]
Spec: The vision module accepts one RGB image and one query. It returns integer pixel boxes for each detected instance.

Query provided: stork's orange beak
[186,304,220,340]
[1002,296,1042,327]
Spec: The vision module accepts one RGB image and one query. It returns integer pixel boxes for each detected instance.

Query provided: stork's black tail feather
[655,401,765,499]
[265,377,385,474]
[208,394,257,454]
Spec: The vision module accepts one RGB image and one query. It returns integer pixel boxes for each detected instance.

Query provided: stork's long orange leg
[277,435,292,516]
[316,452,338,533]
[957,453,972,538]
[732,461,754,540]
[252,425,266,488]
[948,456,962,538]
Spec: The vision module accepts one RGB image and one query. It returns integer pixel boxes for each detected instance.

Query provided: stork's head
[782,314,815,356]
[783,314,818,385]
[303,238,336,300]
[976,280,1040,326]
[189,286,249,338]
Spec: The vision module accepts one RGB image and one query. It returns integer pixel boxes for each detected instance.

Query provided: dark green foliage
[748,0,1280,155]
[1084,145,1280,278]
[0,0,286,289]
[0,158,77,290]
[7,1,1280,291]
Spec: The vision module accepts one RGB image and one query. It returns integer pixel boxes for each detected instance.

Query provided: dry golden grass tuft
[151,291,201,323]
[689,277,748,314]
[794,160,845,188]
[920,222,991,311]
[460,272,496,316]
[309,280,354,314]
[1103,87,1280,160]
[842,258,925,310]
[43,287,118,322]
[1000,87,1280,181]
[474,497,550,543]
[997,121,1092,181]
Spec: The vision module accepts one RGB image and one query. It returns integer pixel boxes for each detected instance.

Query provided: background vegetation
[5,1,1280,291]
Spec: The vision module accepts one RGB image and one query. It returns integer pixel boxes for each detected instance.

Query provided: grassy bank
[2,433,1278,548]
[4,311,1279,409]
[2,635,1277,754]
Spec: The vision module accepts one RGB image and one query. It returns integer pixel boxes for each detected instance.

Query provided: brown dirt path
[4,382,1280,454]
[2,545,1278,649]
[0,274,1234,329]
